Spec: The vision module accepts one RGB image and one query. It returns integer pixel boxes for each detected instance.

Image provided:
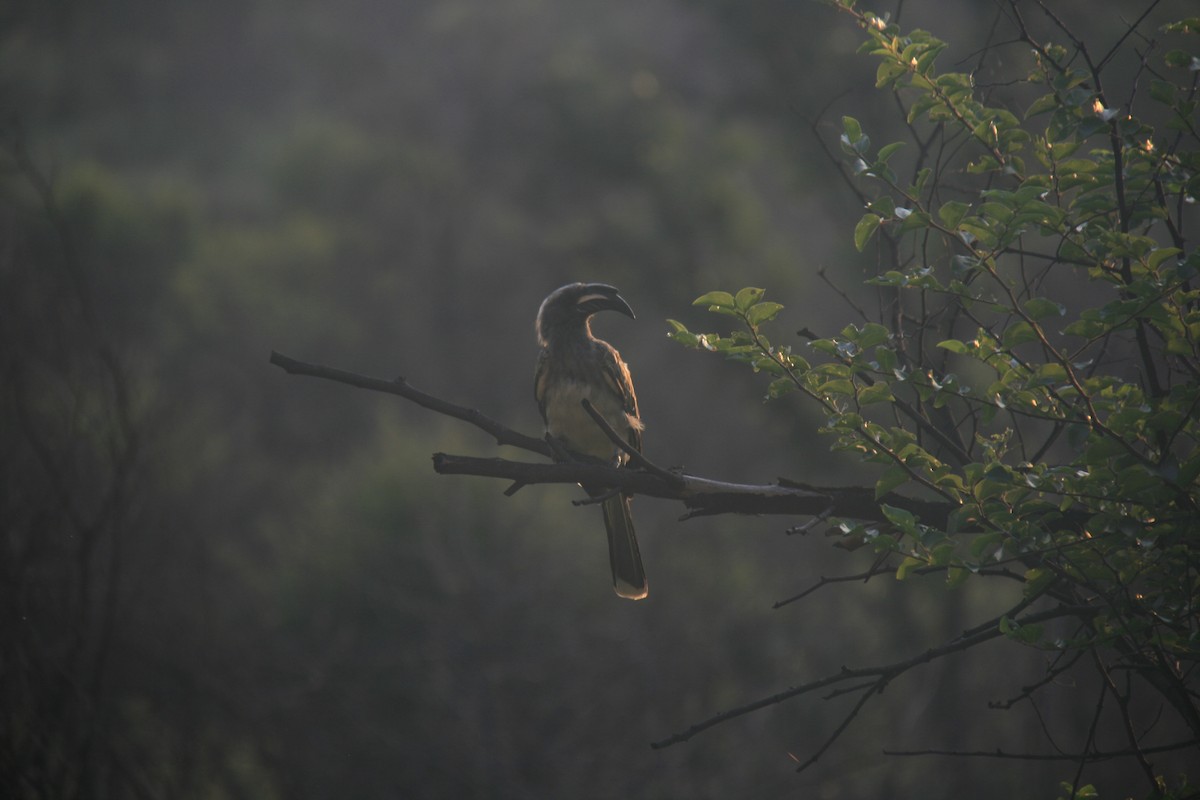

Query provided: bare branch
[773,563,1025,609]
[431,453,831,518]
[269,350,551,456]
[272,350,970,525]
[1093,650,1159,790]
[794,677,883,773]
[651,603,1098,750]
[883,739,1198,761]
[772,566,893,609]
[989,648,1088,711]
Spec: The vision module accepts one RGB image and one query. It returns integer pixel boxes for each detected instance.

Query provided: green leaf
[911,167,932,194]
[1063,317,1107,338]
[1008,618,1046,642]
[766,377,797,400]
[869,195,896,218]
[665,319,689,334]
[1149,79,1178,105]
[842,116,863,144]
[877,141,906,163]
[818,378,855,396]
[1164,49,1192,69]
[1022,297,1065,320]
[854,213,882,251]
[937,339,970,354]
[1162,18,1200,34]
[734,287,765,311]
[895,555,924,580]
[937,200,970,229]
[747,301,785,326]
[1147,247,1181,271]
[1025,93,1060,118]
[693,291,735,309]
[665,319,699,347]
[876,59,906,88]
[946,566,970,589]
[881,503,918,533]
[914,42,946,75]
[969,532,1004,561]
[1023,567,1055,599]
[858,381,894,405]
[841,115,871,153]
[895,209,933,234]
[875,465,909,499]
[1002,321,1038,347]
[930,542,956,566]
[1031,362,1067,386]
[1179,454,1200,487]
[973,478,1008,502]
[856,322,891,348]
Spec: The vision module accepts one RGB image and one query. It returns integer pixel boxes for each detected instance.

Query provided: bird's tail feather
[602,494,647,600]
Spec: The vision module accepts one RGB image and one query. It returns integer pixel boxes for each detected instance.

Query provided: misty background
[2,0,1191,797]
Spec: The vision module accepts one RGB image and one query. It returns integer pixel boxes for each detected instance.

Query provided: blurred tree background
[1,0,1194,797]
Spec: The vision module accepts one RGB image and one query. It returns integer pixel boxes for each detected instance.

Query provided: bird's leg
[572,487,621,507]
[544,433,624,506]
[545,433,612,467]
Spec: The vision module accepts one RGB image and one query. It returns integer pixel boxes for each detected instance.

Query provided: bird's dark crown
[536,282,635,345]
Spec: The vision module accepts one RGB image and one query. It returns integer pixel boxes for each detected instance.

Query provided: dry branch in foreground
[269,349,954,525]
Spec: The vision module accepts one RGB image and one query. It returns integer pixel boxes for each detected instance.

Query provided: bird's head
[536,282,635,346]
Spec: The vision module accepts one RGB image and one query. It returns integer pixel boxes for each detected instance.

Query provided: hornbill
[534,282,648,600]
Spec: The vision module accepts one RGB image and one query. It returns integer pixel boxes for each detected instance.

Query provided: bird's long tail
[601,494,647,600]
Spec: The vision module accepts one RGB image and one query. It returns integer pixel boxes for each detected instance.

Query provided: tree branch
[883,739,1198,761]
[431,453,831,518]
[269,350,551,456]
[773,563,1024,609]
[650,603,1098,751]
[580,398,686,489]
[271,350,963,525]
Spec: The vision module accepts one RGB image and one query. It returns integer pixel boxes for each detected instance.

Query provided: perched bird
[534,283,648,600]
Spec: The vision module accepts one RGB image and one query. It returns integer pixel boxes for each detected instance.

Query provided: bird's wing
[597,343,642,453]
[533,347,550,423]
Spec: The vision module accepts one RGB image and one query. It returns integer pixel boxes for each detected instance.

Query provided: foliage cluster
[670,3,1200,796]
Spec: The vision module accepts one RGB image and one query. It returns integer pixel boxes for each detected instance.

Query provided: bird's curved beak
[578,284,636,320]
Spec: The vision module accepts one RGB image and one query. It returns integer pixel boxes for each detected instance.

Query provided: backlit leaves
[671,9,1200,705]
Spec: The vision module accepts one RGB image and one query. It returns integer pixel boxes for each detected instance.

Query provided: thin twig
[795,678,884,772]
[579,398,686,489]
[269,350,552,456]
[1093,650,1159,790]
[651,603,1096,749]
[774,566,893,608]
[883,739,1197,761]
[432,453,835,518]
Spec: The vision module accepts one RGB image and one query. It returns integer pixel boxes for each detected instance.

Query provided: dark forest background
[2,0,1193,797]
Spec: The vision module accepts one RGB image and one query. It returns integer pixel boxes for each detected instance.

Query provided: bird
[534,282,648,600]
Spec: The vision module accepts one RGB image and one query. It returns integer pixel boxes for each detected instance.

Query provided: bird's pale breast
[543,379,633,464]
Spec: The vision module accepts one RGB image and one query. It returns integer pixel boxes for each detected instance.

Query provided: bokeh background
[2,0,1193,797]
